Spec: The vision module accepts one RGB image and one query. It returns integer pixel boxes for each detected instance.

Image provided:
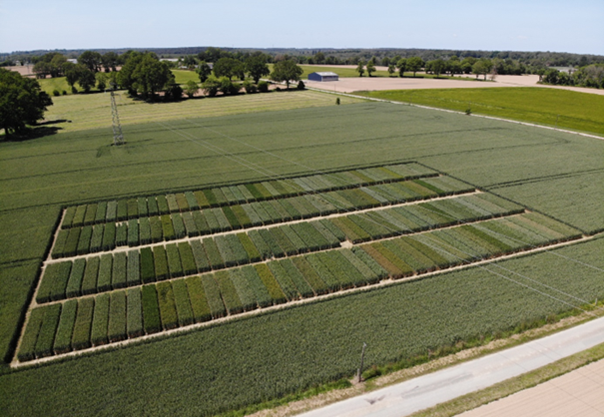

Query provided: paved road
[298,316,604,417]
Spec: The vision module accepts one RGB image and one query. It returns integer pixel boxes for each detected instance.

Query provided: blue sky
[1,0,603,54]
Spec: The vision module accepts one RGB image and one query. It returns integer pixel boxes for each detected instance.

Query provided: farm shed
[308,72,339,82]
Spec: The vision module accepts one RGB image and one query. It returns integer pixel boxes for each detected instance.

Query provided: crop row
[40,193,518,301]
[19,247,388,361]
[60,163,438,229]
[20,212,580,362]
[51,176,476,259]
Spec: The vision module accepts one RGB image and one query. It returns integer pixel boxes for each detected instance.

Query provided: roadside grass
[410,341,604,417]
[356,87,604,135]
[35,89,363,133]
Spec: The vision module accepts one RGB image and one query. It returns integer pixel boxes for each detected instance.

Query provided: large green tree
[0,68,52,136]
[196,61,212,83]
[213,58,242,80]
[270,59,303,89]
[79,51,102,72]
[472,59,493,80]
[245,56,270,84]
[406,57,424,77]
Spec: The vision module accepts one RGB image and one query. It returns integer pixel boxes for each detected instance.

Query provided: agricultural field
[357,87,604,135]
[1,91,603,416]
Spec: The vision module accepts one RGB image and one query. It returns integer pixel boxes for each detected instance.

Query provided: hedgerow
[156,281,178,330]
[108,291,127,342]
[91,293,110,346]
[141,285,161,334]
[71,297,94,350]
[126,287,143,338]
[53,299,77,354]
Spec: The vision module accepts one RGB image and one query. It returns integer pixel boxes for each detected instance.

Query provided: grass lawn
[171,69,201,85]
[0,94,603,416]
[357,87,604,135]
[39,89,363,133]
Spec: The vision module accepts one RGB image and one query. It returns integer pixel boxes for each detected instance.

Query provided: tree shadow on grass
[0,126,62,142]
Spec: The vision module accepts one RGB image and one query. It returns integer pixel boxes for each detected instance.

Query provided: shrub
[297,80,305,90]
[62,90,67,95]
[108,291,127,342]
[53,299,78,354]
[185,276,213,322]
[202,75,220,97]
[141,285,161,334]
[258,80,269,92]
[72,297,94,350]
[90,293,110,346]
[126,287,143,338]
[243,80,258,93]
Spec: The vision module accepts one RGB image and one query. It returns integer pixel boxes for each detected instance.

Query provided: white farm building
[308,72,339,82]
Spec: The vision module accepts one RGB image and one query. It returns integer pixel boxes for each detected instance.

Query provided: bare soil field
[305,73,604,96]
[5,65,35,77]
[458,358,604,417]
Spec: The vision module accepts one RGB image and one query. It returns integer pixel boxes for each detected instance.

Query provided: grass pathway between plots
[13,162,585,365]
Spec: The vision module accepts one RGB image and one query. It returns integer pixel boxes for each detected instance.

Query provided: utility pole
[357,342,367,383]
[110,86,124,146]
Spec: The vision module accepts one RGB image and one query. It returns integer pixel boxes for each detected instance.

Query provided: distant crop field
[358,87,604,135]
[1,98,603,416]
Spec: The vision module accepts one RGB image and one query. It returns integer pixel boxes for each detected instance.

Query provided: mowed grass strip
[358,87,604,135]
[41,89,364,133]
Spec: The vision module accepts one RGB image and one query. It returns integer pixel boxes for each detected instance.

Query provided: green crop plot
[358,87,604,135]
[0,93,602,417]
